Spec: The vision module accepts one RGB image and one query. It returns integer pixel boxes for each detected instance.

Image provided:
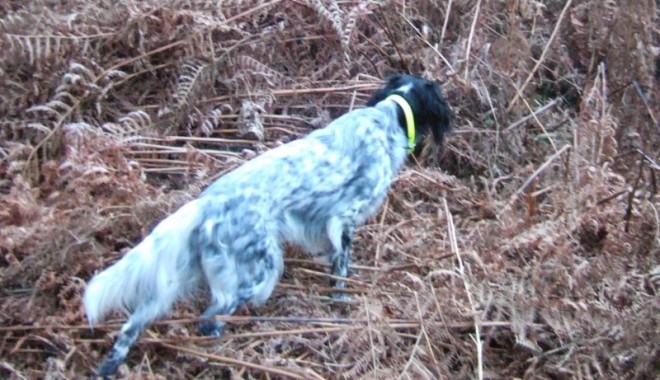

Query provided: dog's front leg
[328,218,354,300]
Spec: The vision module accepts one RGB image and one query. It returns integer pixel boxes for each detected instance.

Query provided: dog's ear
[367,80,393,106]
[385,74,404,87]
[427,83,451,145]
[425,81,440,96]
[367,73,408,106]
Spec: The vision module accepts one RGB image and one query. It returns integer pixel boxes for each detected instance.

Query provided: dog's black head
[367,74,451,147]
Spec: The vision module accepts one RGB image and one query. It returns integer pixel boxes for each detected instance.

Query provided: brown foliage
[1,0,658,379]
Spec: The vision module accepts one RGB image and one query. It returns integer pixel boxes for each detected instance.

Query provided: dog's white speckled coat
[83,74,451,377]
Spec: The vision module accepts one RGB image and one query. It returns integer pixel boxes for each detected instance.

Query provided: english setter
[84,74,451,377]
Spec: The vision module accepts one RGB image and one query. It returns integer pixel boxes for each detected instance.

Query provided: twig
[443,198,483,380]
[357,31,387,77]
[193,326,362,341]
[160,342,306,379]
[0,318,540,332]
[143,167,206,174]
[414,291,441,376]
[204,83,379,103]
[596,190,628,205]
[284,258,384,272]
[222,0,282,25]
[374,196,390,268]
[507,0,573,111]
[505,98,562,132]
[294,267,372,286]
[277,283,365,295]
[477,72,501,172]
[625,156,645,232]
[72,319,536,348]
[499,144,572,217]
[364,298,379,374]
[97,39,189,82]
[509,80,559,153]
[349,87,358,112]
[440,0,453,44]
[399,15,455,72]
[399,169,451,190]
[126,146,243,157]
[396,331,423,380]
[464,0,482,79]
[635,148,660,170]
[376,5,409,72]
[0,361,27,380]
[141,136,258,145]
[632,81,659,130]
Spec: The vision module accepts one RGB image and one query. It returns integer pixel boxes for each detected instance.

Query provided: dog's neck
[385,95,416,153]
[370,100,414,174]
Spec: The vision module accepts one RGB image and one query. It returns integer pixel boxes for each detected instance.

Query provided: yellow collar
[386,94,416,153]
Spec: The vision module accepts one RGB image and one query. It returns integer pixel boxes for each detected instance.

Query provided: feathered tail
[84,198,208,377]
[84,197,206,325]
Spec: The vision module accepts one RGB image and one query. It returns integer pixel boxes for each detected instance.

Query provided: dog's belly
[276,169,392,256]
[277,209,333,255]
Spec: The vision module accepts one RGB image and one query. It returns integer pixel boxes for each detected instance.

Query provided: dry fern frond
[238,99,267,141]
[62,122,102,153]
[200,105,233,136]
[302,0,350,71]
[26,61,103,131]
[58,277,86,323]
[171,59,212,110]
[3,33,110,67]
[233,55,288,87]
[116,110,152,137]
[576,63,618,165]
[34,270,62,292]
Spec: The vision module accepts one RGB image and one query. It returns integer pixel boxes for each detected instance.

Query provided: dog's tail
[83,198,206,376]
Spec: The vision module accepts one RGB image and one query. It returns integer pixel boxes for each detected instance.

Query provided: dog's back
[201,105,406,250]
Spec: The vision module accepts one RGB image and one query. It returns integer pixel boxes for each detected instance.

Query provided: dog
[83,74,451,377]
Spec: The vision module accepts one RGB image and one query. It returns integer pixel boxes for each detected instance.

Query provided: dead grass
[1,0,658,378]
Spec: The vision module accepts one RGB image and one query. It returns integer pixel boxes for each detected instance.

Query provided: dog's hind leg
[327,217,354,300]
[94,303,164,378]
[196,254,239,336]
[246,235,284,308]
[197,299,238,337]
[197,232,284,336]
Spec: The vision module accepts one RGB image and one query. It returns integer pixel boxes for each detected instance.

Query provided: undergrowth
[1,0,658,379]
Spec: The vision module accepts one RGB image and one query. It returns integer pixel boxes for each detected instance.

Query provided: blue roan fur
[83,74,451,377]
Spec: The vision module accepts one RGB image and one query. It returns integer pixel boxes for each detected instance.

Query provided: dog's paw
[197,320,223,337]
[331,291,352,301]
